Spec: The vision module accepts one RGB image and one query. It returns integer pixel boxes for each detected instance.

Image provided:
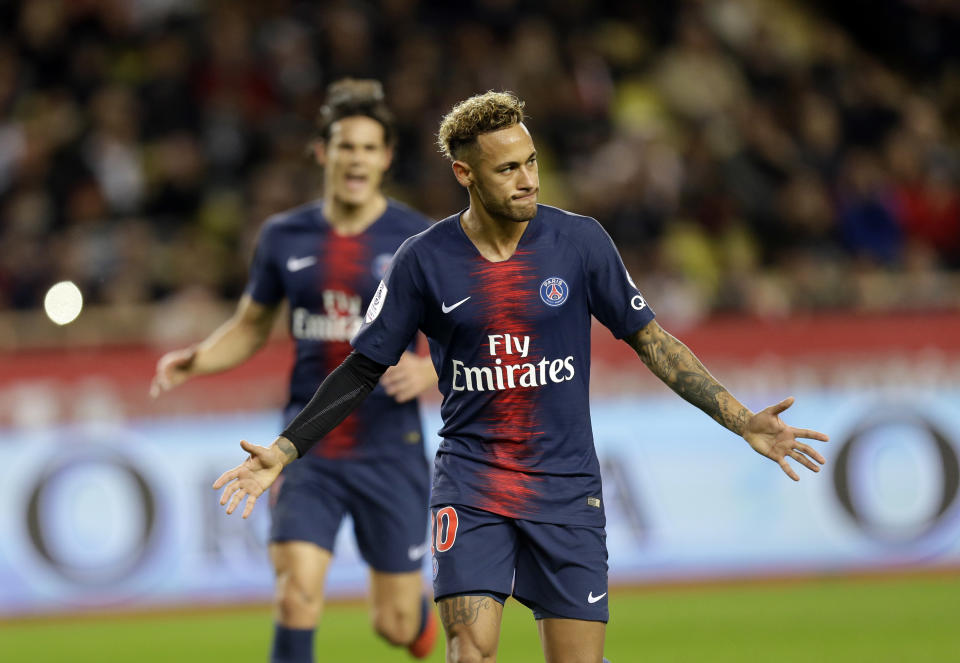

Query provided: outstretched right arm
[212,351,389,517]
[150,294,278,397]
[214,234,426,517]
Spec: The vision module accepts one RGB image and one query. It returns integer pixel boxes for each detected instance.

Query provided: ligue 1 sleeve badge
[539,277,569,307]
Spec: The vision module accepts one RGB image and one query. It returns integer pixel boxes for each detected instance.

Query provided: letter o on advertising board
[832,412,959,544]
[25,447,157,586]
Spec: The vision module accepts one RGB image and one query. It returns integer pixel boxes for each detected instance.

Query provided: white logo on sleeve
[587,591,607,604]
[364,281,387,323]
[631,294,647,311]
[441,296,470,313]
[286,255,318,272]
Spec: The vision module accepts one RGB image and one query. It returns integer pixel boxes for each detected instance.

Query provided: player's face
[469,123,539,222]
[318,116,392,207]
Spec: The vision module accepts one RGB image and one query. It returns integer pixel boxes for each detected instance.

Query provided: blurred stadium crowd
[1,0,959,343]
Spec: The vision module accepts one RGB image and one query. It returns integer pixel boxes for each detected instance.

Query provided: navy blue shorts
[270,454,431,573]
[430,504,609,622]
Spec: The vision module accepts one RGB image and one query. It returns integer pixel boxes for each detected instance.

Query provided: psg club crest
[372,253,393,279]
[539,277,569,307]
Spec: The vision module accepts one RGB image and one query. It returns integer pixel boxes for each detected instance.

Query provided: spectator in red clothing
[895,165,960,267]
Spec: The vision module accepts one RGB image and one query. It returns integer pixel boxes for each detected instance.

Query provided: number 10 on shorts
[431,506,458,554]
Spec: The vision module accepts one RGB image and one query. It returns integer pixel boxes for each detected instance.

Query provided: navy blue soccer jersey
[246,198,431,460]
[352,204,655,526]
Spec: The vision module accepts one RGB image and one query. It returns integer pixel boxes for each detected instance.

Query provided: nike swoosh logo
[287,256,318,272]
[441,297,470,314]
[587,592,606,604]
[408,543,429,561]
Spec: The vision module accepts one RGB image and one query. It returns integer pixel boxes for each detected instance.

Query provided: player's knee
[274,575,321,627]
[371,603,419,646]
[446,631,497,663]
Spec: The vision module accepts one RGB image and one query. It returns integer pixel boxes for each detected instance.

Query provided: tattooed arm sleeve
[625,321,752,436]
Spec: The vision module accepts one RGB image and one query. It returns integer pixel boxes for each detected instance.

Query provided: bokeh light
[43,281,84,326]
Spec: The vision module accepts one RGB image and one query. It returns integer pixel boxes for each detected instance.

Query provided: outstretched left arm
[625,321,829,480]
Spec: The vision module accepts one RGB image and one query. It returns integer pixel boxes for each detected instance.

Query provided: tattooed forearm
[276,437,299,464]
[626,323,751,435]
[438,596,499,629]
[733,406,750,434]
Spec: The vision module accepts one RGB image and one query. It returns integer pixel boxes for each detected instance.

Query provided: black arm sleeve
[281,351,388,458]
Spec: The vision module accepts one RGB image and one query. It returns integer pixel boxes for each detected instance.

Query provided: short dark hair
[316,78,396,146]
[437,91,526,161]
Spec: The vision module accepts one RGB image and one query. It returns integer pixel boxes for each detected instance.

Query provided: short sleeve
[581,218,655,338]
[351,237,424,365]
[245,221,285,305]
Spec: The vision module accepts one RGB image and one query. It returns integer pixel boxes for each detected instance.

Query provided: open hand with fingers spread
[212,439,288,518]
[743,397,829,481]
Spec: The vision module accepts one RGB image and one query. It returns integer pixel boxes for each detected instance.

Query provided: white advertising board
[1,388,958,615]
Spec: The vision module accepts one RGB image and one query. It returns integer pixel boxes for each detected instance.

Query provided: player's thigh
[537,618,606,663]
[437,594,504,662]
[269,541,333,626]
[513,520,609,623]
[269,540,334,590]
[347,456,431,573]
[368,568,424,627]
[431,505,516,661]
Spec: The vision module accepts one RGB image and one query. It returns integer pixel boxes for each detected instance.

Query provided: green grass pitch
[4,573,958,662]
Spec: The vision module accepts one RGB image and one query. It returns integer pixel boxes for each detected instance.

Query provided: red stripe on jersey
[468,252,544,517]
[314,231,367,459]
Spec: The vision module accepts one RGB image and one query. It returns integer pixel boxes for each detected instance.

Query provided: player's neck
[460,205,528,263]
[324,193,388,236]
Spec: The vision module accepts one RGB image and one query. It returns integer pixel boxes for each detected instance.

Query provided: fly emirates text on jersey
[450,333,575,392]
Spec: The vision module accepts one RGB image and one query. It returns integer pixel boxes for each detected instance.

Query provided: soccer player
[152,79,439,662]
[213,92,829,663]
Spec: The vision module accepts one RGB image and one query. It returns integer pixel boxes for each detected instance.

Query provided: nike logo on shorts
[441,297,470,313]
[587,592,606,604]
[287,256,318,272]
[408,542,430,561]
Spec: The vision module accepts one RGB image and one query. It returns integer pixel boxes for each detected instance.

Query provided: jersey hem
[429,497,606,528]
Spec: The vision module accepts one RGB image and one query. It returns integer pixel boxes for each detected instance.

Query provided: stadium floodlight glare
[44,281,84,325]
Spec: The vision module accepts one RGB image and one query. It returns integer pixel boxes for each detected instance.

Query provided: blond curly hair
[437,91,526,161]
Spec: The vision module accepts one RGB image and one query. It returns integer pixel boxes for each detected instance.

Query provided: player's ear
[311,139,327,167]
[452,160,473,188]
